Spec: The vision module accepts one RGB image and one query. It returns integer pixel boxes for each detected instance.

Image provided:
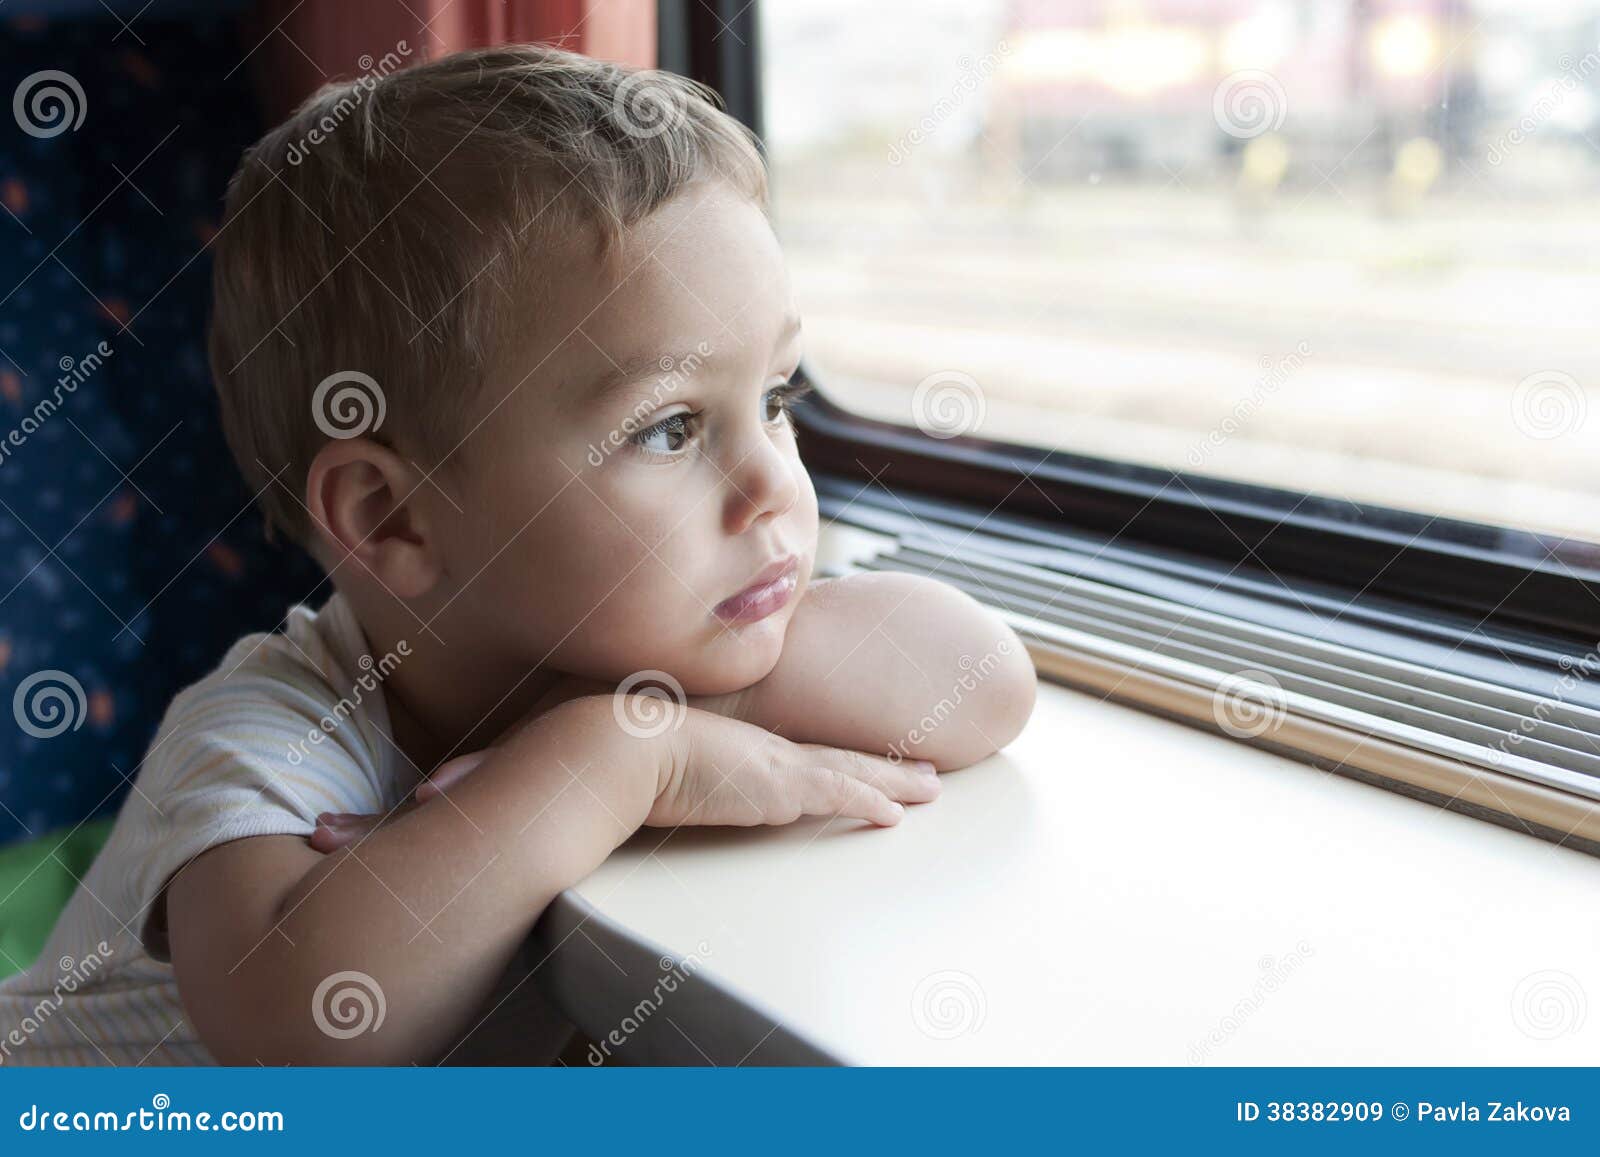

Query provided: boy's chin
[677,617,789,694]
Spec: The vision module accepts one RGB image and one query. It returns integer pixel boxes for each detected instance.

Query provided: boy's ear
[304,439,442,599]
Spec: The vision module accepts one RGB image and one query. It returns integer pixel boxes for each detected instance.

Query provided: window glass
[761,0,1600,542]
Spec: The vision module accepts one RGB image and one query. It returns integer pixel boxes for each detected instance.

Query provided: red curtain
[247,0,656,121]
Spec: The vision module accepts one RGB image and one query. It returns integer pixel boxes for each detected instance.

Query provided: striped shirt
[0,594,417,1065]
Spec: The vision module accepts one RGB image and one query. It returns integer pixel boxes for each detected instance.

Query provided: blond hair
[208,43,767,547]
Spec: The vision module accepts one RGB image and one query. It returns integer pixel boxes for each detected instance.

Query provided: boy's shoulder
[0,596,415,990]
[140,591,411,814]
[116,594,412,961]
[186,593,370,708]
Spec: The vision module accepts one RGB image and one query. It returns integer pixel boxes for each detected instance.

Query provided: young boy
[0,44,1034,1066]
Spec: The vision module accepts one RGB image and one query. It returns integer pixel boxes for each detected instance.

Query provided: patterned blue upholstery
[0,14,324,846]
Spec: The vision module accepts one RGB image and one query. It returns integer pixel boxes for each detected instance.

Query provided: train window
[760,0,1600,545]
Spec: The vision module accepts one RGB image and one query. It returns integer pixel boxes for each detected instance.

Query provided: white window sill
[539,676,1600,1064]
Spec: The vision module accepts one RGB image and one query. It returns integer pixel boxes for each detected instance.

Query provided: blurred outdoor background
[760,0,1600,543]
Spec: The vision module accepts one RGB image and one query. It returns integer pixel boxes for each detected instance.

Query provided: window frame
[661,0,1600,649]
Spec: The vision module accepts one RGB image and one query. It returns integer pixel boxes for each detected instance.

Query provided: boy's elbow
[953,631,1034,766]
[904,581,1037,769]
[947,584,1037,748]
[925,614,1037,770]
[190,966,430,1067]
[987,633,1037,751]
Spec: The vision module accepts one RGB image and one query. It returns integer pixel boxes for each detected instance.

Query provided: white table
[529,676,1600,1065]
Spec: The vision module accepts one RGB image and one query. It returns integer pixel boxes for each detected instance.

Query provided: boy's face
[431,180,818,696]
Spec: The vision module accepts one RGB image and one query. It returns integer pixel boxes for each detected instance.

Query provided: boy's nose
[723,439,799,535]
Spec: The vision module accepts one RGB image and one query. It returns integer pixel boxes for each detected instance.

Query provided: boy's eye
[627,380,814,460]
[764,379,813,424]
[632,412,692,455]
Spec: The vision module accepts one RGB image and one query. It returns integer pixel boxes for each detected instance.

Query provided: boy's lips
[714,554,799,625]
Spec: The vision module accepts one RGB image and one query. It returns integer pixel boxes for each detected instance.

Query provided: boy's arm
[471,574,1034,772]
[166,694,661,1066]
[732,571,1036,770]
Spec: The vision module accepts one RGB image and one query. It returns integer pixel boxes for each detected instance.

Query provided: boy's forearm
[733,572,1036,769]
[217,696,657,1065]
[477,572,1036,771]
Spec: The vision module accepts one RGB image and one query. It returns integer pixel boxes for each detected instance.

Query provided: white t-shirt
[0,594,425,1065]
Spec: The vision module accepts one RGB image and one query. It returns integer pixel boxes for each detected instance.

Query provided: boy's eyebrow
[575,314,803,409]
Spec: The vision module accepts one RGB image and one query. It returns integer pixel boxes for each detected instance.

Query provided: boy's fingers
[310,811,383,852]
[802,768,903,828]
[854,755,941,805]
[309,798,425,851]
[819,750,940,805]
[416,749,492,801]
[314,749,489,851]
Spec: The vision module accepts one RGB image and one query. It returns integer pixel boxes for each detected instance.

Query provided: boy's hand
[312,700,939,850]
[312,673,645,850]
[646,706,938,828]
[310,749,489,852]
